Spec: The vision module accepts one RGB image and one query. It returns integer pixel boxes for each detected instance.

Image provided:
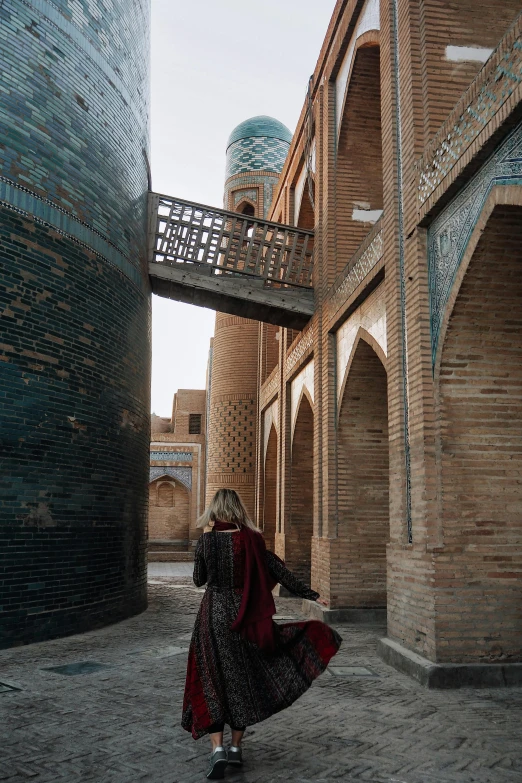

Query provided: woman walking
[182,489,342,779]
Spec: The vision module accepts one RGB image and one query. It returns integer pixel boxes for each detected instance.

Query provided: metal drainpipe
[391,0,413,543]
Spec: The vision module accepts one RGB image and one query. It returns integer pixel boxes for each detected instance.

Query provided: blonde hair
[197,488,259,532]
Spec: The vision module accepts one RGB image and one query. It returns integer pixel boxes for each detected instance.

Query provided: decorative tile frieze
[428,120,522,362]
[328,227,383,317]
[286,326,314,374]
[260,369,280,410]
[150,450,193,462]
[418,23,522,207]
[226,137,290,179]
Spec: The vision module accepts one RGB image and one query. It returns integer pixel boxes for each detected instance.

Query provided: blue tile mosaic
[428,120,522,363]
[149,467,192,491]
[0,0,150,276]
[150,451,193,462]
[225,116,291,179]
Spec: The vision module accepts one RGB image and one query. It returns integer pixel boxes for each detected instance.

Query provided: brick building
[149,390,206,561]
[205,2,522,684]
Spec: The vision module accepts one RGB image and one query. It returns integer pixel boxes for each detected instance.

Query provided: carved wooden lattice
[148,194,314,288]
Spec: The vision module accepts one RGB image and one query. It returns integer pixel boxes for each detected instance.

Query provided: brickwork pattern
[1,582,522,783]
[0,209,149,649]
[0,0,150,647]
[206,312,259,517]
[336,340,389,608]
[288,395,314,584]
[418,1,521,152]
[437,206,522,663]
[262,427,278,551]
[148,480,190,542]
[336,45,383,270]
[0,0,150,270]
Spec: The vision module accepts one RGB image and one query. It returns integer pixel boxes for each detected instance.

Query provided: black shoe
[227,747,243,767]
[206,748,228,780]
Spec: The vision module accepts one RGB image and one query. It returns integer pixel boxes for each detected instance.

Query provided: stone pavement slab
[1,579,522,783]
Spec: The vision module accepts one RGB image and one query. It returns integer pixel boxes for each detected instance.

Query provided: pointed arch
[295,182,315,231]
[236,199,256,216]
[337,31,381,139]
[337,326,387,417]
[335,336,389,609]
[434,186,522,377]
[435,199,522,662]
[335,41,383,271]
[288,392,314,583]
[262,423,278,551]
[148,476,190,544]
[291,384,314,445]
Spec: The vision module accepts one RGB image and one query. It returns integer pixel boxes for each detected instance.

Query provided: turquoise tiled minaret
[224,115,292,218]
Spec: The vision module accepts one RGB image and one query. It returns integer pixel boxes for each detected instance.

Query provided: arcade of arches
[206,1,522,682]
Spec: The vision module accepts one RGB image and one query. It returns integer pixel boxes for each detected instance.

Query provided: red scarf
[212,521,280,652]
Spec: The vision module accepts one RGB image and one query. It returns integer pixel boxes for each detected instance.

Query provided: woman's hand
[316,597,328,607]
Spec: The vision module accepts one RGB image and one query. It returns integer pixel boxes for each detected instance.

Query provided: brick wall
[148,480,190,541]
[336,45,382,271]
[172,389,206,437]
[288,395,314,583]
[206,313,259,517]
[262,426,278,551]
[0,0,150,648]
[0,210,149,648]
[260,324,280,384]
[420,1,522,143]
[334,339,389,608]
[436,205,522,663]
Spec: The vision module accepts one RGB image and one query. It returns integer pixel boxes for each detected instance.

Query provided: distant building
[149,390,207,561]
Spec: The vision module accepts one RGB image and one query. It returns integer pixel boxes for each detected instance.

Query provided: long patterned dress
[182,530,342,739]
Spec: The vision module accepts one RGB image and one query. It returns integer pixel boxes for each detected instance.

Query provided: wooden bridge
[147,193,315,329]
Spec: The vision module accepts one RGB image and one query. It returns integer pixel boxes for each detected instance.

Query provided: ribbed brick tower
[206,117,291,518]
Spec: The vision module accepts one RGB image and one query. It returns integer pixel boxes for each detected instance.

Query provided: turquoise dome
[225,116,292,179]
[226,116,292,150]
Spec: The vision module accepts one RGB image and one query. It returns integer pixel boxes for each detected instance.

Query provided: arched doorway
[437,204,522,662]
[263,424,278,551]
[337,337,389,609]
[289,393,314,583]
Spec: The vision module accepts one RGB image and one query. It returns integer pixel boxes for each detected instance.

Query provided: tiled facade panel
[0,0,150,647]
[436,206,522,663]
[335,45,382,270]
[0,0,149,264]
[226,137,290,178]
[335,340,389,608]
[0,211,149,647]
[420,1,522,143]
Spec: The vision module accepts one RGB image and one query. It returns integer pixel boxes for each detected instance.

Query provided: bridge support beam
[149,262,314,330]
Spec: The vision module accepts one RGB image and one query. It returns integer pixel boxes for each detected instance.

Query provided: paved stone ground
[1,573,522,783]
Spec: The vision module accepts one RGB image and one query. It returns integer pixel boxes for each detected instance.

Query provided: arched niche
[336,337,389,609]
[288,393,314,583]
[435,202,522,663]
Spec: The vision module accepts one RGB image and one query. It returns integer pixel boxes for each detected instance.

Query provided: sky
[150,0,337,416]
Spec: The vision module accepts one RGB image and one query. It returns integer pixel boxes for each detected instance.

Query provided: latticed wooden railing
[148,194,314,288]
